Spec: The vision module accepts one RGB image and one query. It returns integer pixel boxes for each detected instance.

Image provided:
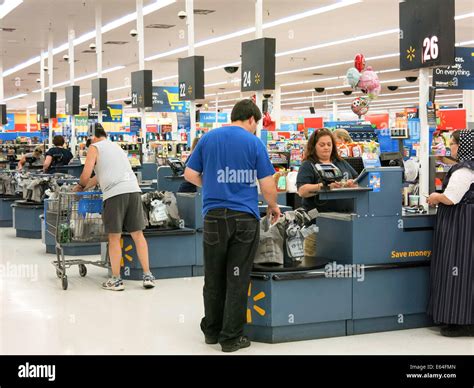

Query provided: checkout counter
[12,200,44,238]
[157,165,184,192]
[105,183,292,280]
[245,167,435,343]
[0,195,21,227]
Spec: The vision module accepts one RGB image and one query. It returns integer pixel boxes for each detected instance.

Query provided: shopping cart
[46,191,109,290]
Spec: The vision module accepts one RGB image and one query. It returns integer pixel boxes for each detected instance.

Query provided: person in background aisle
[333,128,353,146]
[178,137,200,193]
[75,123,155,291]
[184,99,280,353]
[297,128,358,258]
[17,146,44,171]
[333,129,353,158]
[43,135,73,173]
[427,129,474,337]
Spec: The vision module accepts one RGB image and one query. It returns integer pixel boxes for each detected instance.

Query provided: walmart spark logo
[406,46,416,62]
[246,283,266,323]
[120,239,134,267]
[254,73,261,85]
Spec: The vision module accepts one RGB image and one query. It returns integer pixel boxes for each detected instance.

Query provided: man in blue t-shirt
[185,99,280,353]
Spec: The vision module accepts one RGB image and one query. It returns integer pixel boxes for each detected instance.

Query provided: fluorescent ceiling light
[265,0,361,28]
[277,29,400,58]
[205,61,241,73]
[288,93,462,108]
[205,89,241,98]
[109,97,127,103]
[398,85,420,90]
[152,75,178,83]
[380,78,406,84]
[4,93,27,102]
[281,76,341,88]
[320,95,463,107]
[276,53,402,77]
[276,60,352,76]
[0,0,23,19]
[32,66,125,93]
[209,97,242,103]
[377,68,400,74]
[205,81,228,88]
[108,85,130,93]
[341,99,463,110]
[454,12,474,21]
[103,65,126,75]
[3,0,175,77]
[282,90,418,104]
[457,40,474,46]
[146,47,188,62]
[281,68,401,88]
[146,1,362,62]
[196,28,255,49]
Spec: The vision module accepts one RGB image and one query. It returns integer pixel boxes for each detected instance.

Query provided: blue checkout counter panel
[245,167,435,343]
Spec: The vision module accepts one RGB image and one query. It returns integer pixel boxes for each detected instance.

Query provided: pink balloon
[358,68,380,94]
[368,84,382,100]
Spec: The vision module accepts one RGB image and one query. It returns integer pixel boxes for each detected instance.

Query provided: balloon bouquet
[345,54,381,117]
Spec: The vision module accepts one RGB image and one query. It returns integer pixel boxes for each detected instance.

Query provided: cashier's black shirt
[296,158,357,212]
[45,147,73,172]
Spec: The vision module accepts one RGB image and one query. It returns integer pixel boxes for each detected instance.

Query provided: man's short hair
[231,99,262,123]
[94,123,107,138]
[53,135,65,147]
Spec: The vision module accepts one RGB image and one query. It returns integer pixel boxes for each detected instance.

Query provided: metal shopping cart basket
[47,191,108,290]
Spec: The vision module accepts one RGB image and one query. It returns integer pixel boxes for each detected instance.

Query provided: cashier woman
[297,128,358,257]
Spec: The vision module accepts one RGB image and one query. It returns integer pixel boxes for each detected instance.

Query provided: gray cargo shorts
[102,192,147,234]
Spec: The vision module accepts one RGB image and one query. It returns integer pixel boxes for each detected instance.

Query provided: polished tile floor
[0,228,472,355]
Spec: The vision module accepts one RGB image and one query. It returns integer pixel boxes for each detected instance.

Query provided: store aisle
[0,228,472,355]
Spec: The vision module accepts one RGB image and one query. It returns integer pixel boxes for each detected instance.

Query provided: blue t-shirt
[187,126,275,219]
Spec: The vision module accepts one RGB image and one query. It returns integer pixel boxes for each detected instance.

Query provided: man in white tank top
[76,123,155,291]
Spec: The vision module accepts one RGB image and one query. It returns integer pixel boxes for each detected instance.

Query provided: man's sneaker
[143,273,156,289]
[221,336,251,353]
[102,277,125,291]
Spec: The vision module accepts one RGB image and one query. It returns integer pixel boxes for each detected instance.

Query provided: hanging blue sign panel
[152,87,187,112]
[102,104,123,123]
[198,112,228,123]
[433,47,474,90]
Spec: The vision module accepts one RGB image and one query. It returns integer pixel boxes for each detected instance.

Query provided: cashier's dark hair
[94,123,107,138]
[231,99,262,123]
[304,128,341,162]
[53,135,65,147]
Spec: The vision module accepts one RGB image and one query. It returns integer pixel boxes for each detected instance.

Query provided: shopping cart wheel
[78,264,87,277]
[62,275,68,290]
